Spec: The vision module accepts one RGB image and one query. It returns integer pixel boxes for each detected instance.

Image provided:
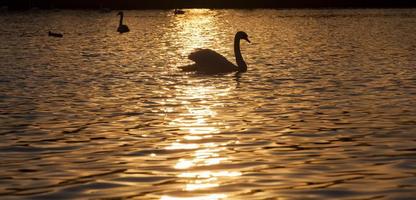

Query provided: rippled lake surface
[1,9,416,200]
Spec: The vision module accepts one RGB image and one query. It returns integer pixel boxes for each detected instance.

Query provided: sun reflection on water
[161,81,241,199]
[172,9,218,52]
[161,194,227,200]
[159,9,241,200]
[165,8,229,70]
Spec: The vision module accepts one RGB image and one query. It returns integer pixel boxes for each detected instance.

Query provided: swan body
[48,31,63,38]
[180,31,250,74]
[174,9,185,15]
[117,11,130,33]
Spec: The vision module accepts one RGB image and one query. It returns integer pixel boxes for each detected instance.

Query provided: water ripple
[0,8,415,200]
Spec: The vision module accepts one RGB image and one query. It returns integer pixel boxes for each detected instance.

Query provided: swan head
[236,31,250,43]
[117,11,124,16]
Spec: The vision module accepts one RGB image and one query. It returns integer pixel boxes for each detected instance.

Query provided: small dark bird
[117,11,130,33]
[99,7,111,13]
[174,9,185,15]
[48,31,63,38]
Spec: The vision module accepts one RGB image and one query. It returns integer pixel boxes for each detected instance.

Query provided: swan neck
[119,14,123,26]
[234,36,247,72]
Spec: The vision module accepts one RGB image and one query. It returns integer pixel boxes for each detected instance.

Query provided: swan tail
[179,64,198,72]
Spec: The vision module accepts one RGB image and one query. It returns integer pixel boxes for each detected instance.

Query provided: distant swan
[117,11,130,33]
[180,31,250,74]
[174,9,185,15]
[48,31,63,38]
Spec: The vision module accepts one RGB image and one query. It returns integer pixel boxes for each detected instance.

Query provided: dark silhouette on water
[48,31,63,38]
[180,31,250,74]
[174,9,185,15]
[117,11,129,34]
[99,4,111,13]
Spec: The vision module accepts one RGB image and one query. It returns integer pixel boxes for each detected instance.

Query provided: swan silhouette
[180,31,250,74]
[48,31,63,38]
[117,11,130,33]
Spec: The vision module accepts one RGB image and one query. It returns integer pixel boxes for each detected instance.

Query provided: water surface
[1,9,416,200]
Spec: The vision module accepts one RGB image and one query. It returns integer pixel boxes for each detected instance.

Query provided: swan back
[188,49,237,73]
[118,25,129,33]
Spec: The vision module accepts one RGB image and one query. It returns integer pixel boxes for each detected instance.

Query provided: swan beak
[245,38,251,43]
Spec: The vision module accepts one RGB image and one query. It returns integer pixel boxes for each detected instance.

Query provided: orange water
[1,9,416,200]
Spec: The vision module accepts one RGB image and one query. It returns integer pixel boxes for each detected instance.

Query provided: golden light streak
[161,194,227,200]
[159,28,242,198]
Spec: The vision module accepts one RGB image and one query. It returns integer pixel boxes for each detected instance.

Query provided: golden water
[0,9,416,200]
